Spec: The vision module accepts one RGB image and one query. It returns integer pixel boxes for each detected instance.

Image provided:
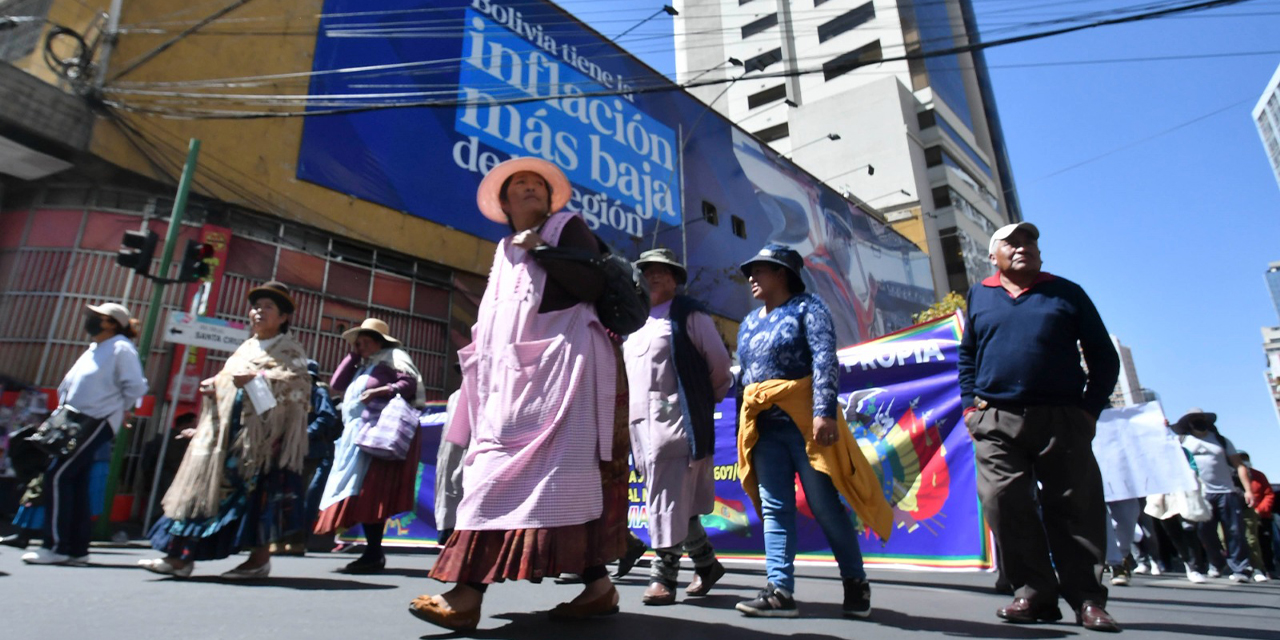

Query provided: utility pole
[95,139,201,540]
[776,0,803,105]
[92,0,124,89]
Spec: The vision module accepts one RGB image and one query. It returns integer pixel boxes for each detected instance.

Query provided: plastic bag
[355,395,418,461]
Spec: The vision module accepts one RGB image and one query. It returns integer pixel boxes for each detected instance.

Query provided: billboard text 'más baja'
[298,0,933,340]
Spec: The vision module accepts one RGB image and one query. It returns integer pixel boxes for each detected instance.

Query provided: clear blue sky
[567,0,1280,474]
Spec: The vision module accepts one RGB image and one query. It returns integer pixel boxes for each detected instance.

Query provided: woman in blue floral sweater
[733,243,877,620]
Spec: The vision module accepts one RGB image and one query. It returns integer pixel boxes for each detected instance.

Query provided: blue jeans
[305,456,333,529]
[1196,491,1254,575]
[753,413,866,593]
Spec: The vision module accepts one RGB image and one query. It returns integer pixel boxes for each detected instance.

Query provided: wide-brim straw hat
[85,302,133,329]
[476,157,571,224]
[246,280,296,314]
[635,248,688,285]
[342,318,401,347]
[1173,407,1217,432]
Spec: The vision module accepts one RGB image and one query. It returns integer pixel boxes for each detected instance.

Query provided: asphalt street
[3,545,1277,639]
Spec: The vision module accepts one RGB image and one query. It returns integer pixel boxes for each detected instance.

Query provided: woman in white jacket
[23,302,148,566]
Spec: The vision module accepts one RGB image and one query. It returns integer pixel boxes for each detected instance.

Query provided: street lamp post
[658,57,756,258]
[822,164,875,182]
[783,133,841,158]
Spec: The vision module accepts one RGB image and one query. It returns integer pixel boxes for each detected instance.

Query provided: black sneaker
[842,578,871,618]
[736,583,799,618]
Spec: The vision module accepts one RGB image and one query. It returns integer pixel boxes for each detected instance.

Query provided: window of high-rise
[741,13,778,39]
[817,3,876,44]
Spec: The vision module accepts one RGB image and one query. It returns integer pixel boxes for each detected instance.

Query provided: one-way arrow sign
[164,311,248,352]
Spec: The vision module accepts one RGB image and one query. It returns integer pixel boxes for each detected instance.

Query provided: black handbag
[7,423,51,480]
[26,405,101,459]
[533,236,651,336]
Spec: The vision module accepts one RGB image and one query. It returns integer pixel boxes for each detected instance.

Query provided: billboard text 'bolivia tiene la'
[297,0,934,341]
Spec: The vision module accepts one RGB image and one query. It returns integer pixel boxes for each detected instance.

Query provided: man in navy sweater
[959,222,1121,632]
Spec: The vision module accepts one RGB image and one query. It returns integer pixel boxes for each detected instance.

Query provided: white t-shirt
[1181,432,1240,495]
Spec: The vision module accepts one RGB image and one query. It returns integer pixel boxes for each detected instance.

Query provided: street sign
[163,311,247,352]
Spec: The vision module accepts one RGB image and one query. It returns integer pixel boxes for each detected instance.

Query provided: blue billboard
[298,0,933,342]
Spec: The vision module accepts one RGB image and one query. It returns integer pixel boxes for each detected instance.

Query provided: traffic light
[116,230,158,274]
[176,240,215,283]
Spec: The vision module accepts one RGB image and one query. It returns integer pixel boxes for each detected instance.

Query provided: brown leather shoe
[1076,602,1120,632]
[643,581,676,605]
[996,597,1063,623]
[549,584,621,620]
[408,594,481,632]
[686,560,726,596]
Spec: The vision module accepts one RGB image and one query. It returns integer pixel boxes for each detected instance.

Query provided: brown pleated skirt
[428,345,630,584]
[313,428,423,533]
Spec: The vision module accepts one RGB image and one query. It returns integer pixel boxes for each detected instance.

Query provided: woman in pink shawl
[410,158,628,632]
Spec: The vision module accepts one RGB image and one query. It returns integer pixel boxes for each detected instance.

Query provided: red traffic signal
[176,240,215,283]
[116,230,158,275]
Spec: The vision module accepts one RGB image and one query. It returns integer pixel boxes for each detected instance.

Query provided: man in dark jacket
[958,222,1120,632]
[301,359,340,552]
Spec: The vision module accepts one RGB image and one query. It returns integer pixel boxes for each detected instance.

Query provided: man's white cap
[85,302,133,329]
[988,222,1040,255]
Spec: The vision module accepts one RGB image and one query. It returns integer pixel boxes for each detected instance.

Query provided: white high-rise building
[672,0,1022,295]
[1109,336,1152,408]
[1262,327,1280,428]
[1253,63,1280,192]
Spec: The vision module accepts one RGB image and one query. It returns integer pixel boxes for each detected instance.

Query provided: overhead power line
[103,0,1256,96]
[104,0,1258,120]
[103,0,1249,94]
[109,0,258,82]
[1032,96,1254,182]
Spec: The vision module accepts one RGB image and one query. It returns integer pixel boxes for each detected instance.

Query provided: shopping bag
[354,395,418,460]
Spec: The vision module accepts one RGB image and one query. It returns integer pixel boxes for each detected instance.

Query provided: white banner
[1093,401,1199,502]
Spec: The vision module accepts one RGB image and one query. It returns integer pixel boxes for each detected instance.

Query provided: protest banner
[368,314,990,570]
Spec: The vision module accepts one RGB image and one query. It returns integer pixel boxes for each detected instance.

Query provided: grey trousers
[966,403,1108,609]
[434,440,466,533]
[650,517,715,585]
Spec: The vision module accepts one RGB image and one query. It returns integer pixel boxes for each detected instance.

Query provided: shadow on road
[406,606,1077,640]
[869,576,1005,597]
[870,610,1074,639]
[677,593,743,610]
[416,611,855,640]
[1122,622,1280,639]
[373,567,436,579]
[161,575,399,590]
[1108,594,1280,611]
[80,562,162,570]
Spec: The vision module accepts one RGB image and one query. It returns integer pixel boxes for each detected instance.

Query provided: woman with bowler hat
[140,281,311,579]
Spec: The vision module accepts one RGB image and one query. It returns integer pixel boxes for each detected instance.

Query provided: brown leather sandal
[408,595,481,631]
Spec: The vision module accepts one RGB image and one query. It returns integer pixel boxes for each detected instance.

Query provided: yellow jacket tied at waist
[737,376,893,541]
